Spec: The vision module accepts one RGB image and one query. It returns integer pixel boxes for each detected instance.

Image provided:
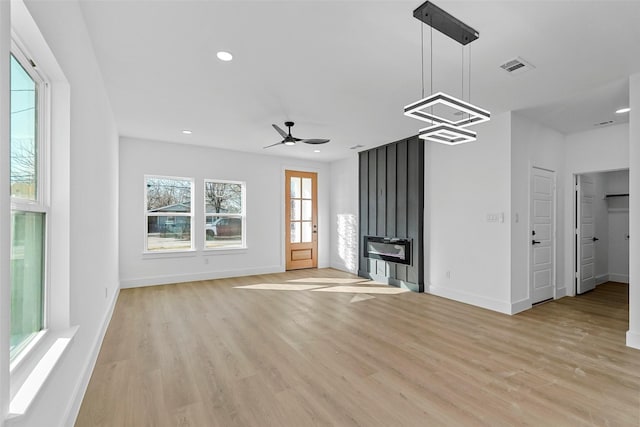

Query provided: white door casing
[530,167,555,304]
[577,175,596,294]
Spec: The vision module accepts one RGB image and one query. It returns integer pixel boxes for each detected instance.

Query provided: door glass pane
[302,221,312,243]
[10,55,38,201]
[10,211,45,358]
[291,200,301,221]
[147,216,191,251]
[290,177,300,199]
[302,200,312,221]
[290,222,301,243]
[302,178,312,199]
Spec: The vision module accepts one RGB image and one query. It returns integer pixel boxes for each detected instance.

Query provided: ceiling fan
[264,121,330,149]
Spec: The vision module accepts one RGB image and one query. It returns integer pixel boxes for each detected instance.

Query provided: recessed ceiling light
[216,51,233,62]
[616,107,631,114]
[314,149,321,153]
[182,130,192,135]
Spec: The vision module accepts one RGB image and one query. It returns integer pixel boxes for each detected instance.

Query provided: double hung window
[145,176,194,252]
[10,46,47,360]
[204,180,245,249]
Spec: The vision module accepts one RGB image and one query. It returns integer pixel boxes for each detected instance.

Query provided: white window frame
[204,179,246,251]
[144,175,194,253]
[6,1,76,420]
[9,38,49,362]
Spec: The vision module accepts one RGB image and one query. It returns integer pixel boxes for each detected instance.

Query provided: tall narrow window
[10,48,47,359]
[204,180,245,249]
[145,176,193,252]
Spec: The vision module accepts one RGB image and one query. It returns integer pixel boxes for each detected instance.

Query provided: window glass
[10,212,45,357]
[10,49,46,360]
[205,182,242,214]
[290,177,300,199]
[302,178,312,199]
[10,54,38,201]
[146,177,191,212]
[302,221,312,243]
[204,180,245,249]
[145,177,193,251]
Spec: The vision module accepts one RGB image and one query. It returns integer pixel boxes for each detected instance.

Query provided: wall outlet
[446,271,451,279]
[204,258,209,265]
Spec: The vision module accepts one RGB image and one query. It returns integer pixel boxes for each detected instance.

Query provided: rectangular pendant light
[404,92,490,128]
[418,123,477,145]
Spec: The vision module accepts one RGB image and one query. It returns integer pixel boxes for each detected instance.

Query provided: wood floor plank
[76,272,640,426]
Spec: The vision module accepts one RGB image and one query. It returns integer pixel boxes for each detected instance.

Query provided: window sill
[142,249,197,259]
[8,326,79,420]
[203,246,248,255]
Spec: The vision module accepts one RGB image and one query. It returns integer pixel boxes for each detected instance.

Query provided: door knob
[532,240,541,245]
[592,237,599,242]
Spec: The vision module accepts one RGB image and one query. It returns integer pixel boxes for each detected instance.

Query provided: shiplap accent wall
[358,136,424,292]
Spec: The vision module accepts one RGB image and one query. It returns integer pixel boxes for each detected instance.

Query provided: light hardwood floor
[76,270,640,426]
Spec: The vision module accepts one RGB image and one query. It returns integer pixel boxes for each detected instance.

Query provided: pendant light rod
[413,1,479,46]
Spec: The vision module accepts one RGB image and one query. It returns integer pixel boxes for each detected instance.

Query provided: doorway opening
[574,169,629,295]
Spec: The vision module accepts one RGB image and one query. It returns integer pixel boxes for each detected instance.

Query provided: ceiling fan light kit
[405,1,490,145]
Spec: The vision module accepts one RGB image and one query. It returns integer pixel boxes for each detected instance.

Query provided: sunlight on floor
[312,286,409,295]
[287,277,365,284]
[234,283,326,291]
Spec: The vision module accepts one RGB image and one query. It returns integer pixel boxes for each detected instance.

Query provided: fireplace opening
[363,236,412,265]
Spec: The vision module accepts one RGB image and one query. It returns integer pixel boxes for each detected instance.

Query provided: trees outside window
[145,176,193,251]
[204,180,245,249]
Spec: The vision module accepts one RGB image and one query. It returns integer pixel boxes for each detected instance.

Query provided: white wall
[7,1,120,426]
[426,112,512,313]
[628,73,640,350]
[563,123,629,295]
[329,155,359,274]
[510,113,565,311]
[119,137,330,287]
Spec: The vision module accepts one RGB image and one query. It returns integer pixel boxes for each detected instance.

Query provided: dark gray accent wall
[358,136,424,292]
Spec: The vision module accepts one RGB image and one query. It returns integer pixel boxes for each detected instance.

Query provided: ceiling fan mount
[264,121,330,149]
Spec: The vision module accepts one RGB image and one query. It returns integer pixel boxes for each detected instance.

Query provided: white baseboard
[626,330,640,350]
[63,284,120,426]
[120,265,284,289]
[510,299,531,315]
[426,284,512,315]
[609,273,629,284]
[595,274,609,286]
[556,286,567,298]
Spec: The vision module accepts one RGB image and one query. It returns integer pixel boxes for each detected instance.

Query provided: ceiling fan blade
[301,139,330,145]
[272,124,288,139]
[263,141,284,149]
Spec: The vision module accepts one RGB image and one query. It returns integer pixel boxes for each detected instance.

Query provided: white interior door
[577,175,596,294]
[530,167,555,303]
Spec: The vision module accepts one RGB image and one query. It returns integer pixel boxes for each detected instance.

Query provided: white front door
[577,175,596,294]
[530,167,555,303]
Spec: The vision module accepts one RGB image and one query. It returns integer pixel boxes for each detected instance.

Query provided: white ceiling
[78,0,640,161]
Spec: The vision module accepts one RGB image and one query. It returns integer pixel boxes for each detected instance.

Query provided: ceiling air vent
[594,120,615,127]
[500,57,535,75]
